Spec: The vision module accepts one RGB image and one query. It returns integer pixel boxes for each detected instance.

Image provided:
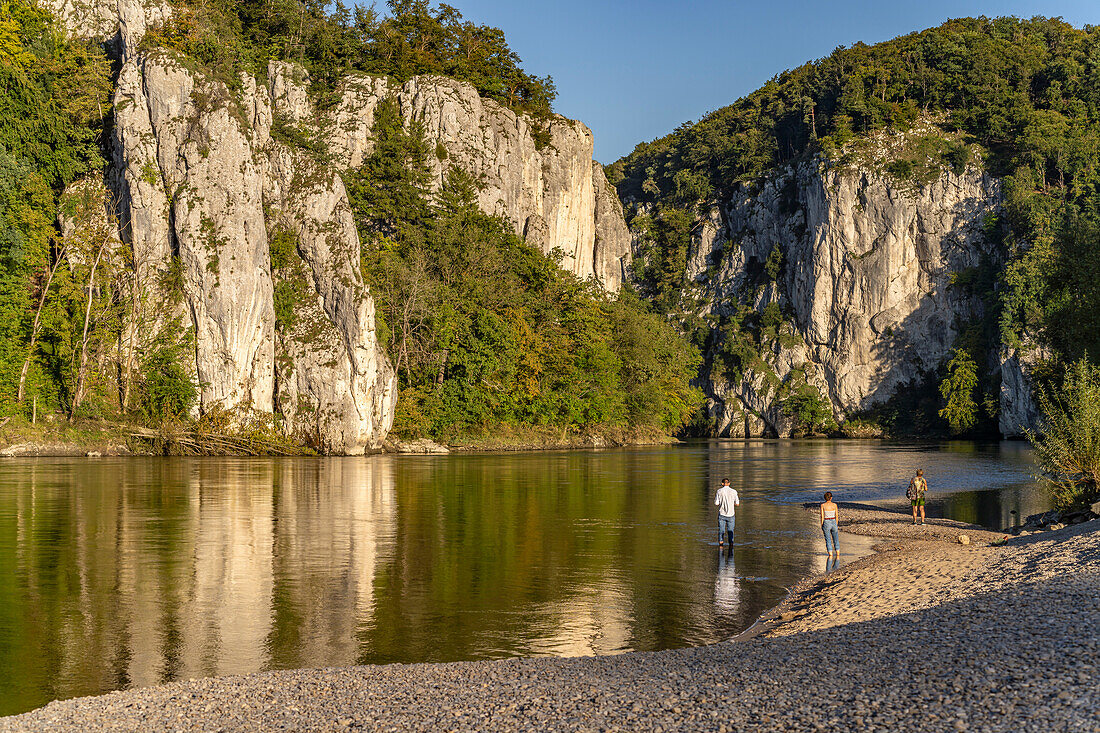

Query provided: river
[0,440,1047,715]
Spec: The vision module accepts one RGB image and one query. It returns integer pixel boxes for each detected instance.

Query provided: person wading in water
[908,469,928,525]
[820,491,839,557]
[715,478,740,548]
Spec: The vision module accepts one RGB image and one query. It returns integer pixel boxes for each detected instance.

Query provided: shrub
[137,345,197,421]
[1029,358,1100,509]
[783,384,837,436]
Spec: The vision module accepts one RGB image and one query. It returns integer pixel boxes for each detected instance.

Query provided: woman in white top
[820,491,839,557]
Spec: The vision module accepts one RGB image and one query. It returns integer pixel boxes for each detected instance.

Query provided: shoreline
[729,504,1006,645]
[753,506,1009,638]
[0,433,1021,459]
[3,508,1096,731]
[0,423,679,458]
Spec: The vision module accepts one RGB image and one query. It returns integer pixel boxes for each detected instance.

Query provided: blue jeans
[719,514,735,545]
[823,518,839,553]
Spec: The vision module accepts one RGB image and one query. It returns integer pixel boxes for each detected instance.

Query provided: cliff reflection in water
[0,458,399,714]
[0,442,1046,716]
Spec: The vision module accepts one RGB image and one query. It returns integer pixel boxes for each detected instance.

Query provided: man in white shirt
[715,478,740,547]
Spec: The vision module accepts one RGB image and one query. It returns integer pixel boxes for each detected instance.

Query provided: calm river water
[0,440,1047,715]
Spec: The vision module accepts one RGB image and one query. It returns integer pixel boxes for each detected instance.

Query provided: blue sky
[422,0,1100,163]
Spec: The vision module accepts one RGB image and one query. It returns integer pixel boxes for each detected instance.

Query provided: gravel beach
[3,509,1097,732]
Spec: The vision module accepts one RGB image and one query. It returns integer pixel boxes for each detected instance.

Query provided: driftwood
[128,426,313,456]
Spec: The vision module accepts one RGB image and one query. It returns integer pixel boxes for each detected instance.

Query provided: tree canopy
[146,0,556,117]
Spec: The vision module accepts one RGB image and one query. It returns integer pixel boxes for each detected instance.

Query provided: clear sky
[421,0,1100,163]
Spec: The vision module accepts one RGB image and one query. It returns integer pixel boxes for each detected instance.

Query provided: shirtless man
[909,469,928,525]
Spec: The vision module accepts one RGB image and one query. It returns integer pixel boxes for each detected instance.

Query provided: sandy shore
[3,509,1097,732]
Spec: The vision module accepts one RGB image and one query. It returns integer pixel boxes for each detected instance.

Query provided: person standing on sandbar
[908,469,928,525]
[715,478,740,548]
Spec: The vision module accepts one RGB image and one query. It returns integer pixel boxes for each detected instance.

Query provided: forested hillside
[609,17,1100,437]
[0,0,699,450]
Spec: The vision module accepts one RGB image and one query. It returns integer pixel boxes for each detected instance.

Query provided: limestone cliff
[108,51,397,453]
[48,0,630,452]
[326,73,631,290]
[41,0,169,57]
[675,159,1007,437]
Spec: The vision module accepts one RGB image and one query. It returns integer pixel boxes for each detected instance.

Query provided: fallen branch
[129,427,314,456]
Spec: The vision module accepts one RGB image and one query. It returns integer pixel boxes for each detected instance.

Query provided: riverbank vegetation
[610,17,1100,439]
[1030,359,1100,510]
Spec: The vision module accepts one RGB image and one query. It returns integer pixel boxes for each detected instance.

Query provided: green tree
[938,347,980,434]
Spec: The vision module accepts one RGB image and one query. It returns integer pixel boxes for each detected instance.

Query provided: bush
[783,384,837,436]
[137,346,197,422]
[1029,358,1100,509]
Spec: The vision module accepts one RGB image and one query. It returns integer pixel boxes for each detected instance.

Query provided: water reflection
[714,552,740,614]
[0,441,1046,715]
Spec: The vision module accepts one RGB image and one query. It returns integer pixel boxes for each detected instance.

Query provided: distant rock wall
[999,344,1046,438]
[682,160,1009,437]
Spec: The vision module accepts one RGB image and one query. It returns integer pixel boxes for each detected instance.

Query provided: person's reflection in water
[714,551,741,614]
[825,554,841,573]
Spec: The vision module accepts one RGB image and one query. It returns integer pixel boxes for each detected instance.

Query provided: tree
[938,347,980,434]
[59,178,121,421]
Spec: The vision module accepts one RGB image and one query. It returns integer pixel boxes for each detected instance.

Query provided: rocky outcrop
[123,56,277,414]
[260,64,397,453]
[326,74,631,290]
[999,343,1046,438]
[683,159,1002,436]
[108,48,396,453]
[592,166,632,290]
[41,0,169,57]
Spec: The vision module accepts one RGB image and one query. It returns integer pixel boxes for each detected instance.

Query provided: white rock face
[109,52,396,452]
[42,0,170,58]
[687,160,1004,436]
[999,344,1045,438]
[327,74,631,290]
[260,64,396,453]
[115,54,276,415]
